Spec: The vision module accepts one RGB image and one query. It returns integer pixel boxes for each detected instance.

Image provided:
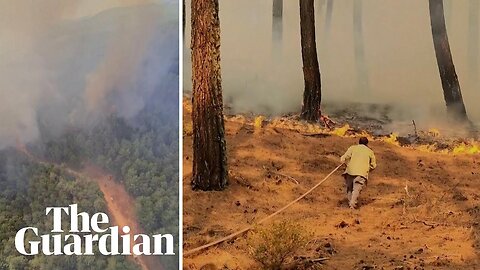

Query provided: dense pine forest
[0,150,140,270]
[0,86,179,269]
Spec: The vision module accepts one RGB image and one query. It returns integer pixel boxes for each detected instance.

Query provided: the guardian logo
[15,204,175,256]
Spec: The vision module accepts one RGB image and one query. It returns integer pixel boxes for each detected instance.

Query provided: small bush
[247,220,310,270]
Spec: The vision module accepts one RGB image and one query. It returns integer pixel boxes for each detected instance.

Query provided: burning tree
[428,0,469,121]
[190,0,228,191]
[300,0,322,121]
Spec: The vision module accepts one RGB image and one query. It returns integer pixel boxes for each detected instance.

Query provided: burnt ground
[183,101,480,270]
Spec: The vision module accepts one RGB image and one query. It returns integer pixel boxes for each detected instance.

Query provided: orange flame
[330,124,350,136]
[452,141,480,154]
[382,133,400,146]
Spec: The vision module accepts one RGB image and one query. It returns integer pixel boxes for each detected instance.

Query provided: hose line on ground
[184,163,344,257]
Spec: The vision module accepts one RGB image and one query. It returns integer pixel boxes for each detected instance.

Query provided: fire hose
[183,163,344,257]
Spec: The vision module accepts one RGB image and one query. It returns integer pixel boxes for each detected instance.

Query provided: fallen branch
[403,180,410,215]
[283,257,329,270]
[320,114,335,129]
[413,216,441,228]
[272,127,283,134]
[309,258,329,263]
[229,170,254,189]
[301,133,330,138]
[412,120,418,137]
[263,166,299,184]
[404,180,410,197]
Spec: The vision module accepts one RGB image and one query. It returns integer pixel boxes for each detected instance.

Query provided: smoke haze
[183,0,480,131]
[0,0,178,149]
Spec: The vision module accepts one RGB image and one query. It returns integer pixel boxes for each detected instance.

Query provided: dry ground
[183,102,480,270]
[82,165,159,270]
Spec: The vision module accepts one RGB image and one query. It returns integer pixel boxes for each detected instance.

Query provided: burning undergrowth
[183,96,480,154]
[183,97,480,269]
[224,112,480,156]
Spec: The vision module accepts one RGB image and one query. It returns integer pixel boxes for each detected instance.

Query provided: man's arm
[340,146,352,163]
[370,152,377,170]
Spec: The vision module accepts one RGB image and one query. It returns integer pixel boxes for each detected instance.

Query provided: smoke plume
[0,0,178,149]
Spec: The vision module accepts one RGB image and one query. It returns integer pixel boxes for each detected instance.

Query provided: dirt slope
[82,165,160,270]
[183,107,480,269]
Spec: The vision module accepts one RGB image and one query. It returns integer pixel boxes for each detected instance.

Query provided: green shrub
[247,220,309,270]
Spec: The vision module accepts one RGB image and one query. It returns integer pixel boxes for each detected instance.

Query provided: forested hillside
[0,85,179,269]
[0,150,140,270]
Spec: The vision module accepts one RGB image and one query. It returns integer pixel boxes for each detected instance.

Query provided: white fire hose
[184,163,344,257]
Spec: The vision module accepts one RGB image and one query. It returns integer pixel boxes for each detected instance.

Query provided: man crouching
[340,137,376,209]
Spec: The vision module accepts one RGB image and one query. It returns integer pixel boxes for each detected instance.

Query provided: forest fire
[13,144,156,270]
[452,141,480,154]
[329,124,351,137]
[183,0,480,268]
[0,1,181,269]
[226,112,480,156]
[183,100,480,269]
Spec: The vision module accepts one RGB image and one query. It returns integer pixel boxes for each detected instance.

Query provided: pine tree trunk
[300,0,322,121]
[191,0,228,190]
[353,0,370,95]
[272,0,283,44]
[272,0,283,59]
[183,0,186,39]
[429,0,468,121]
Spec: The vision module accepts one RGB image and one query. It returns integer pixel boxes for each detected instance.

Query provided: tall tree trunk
[468,0,479,86]
[272,0,283,44]
[183,0,186,39]
[429,0,468,121]
[300,0,322,121]
[191,0,228,190]
[272,0,283,59]
[353,0,370,95]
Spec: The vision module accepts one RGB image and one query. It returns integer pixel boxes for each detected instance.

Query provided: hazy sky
[0,0,178,149]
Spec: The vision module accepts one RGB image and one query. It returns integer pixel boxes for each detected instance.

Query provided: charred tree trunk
[191,0,228,190]
[429,0,468,121]
[300,0,322,121]
[468,0,479,86]
[272,0,283,44]
[183,0,186,39]
[353,0,370,95]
